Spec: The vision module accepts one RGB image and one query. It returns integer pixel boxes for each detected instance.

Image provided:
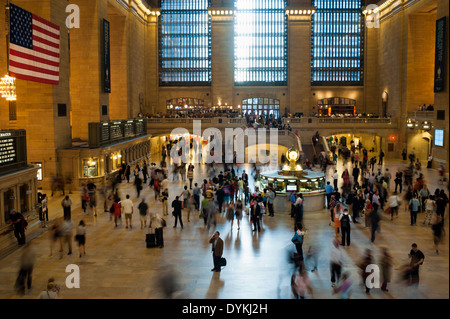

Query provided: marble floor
[0,157,448,299]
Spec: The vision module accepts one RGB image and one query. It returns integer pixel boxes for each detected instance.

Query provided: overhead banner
[434,17,446,93]
[103,19,111,93]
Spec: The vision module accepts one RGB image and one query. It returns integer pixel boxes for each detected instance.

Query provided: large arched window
[241,98,280,118]
[311,0,364,86]
[159,0,211,86]
[234,0,287,86]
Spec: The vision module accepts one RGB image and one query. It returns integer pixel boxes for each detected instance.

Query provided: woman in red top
[113,198,121,227]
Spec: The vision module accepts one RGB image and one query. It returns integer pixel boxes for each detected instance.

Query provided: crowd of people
[5,127,449,299]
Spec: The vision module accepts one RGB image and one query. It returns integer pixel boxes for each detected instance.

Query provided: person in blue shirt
[290,191,297,218]
[409,194,421,226]
[325,182,334,209]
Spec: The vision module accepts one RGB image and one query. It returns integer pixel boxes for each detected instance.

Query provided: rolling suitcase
[146,227,157,248]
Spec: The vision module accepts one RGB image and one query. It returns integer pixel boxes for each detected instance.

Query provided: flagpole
[5,0,10,75]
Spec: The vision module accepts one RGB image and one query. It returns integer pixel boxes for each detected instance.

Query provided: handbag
[219,257,227,267]
[161,218,167,227]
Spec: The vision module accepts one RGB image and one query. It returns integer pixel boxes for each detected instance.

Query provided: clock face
[288,150,298,161]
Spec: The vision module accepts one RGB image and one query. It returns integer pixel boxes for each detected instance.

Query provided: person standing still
[267,188,276,217]
[333,170,339,191]
[61,195,72,220]
[193,183,201,211]
[409,194,420,226]
[209,231,224,272]
[408,243,425,286]
[9,209,26,245]
[172,196,183,229]
[339,209,352,246]
[150,210,164,248]
[121,194,134,229]
[161,188,169,216]
[138,198,149,229]
[41,194,49,228]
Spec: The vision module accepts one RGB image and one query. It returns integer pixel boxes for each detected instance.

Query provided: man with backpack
[339,209,352,246]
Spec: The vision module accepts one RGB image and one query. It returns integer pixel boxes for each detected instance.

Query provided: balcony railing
[407,111,434,120]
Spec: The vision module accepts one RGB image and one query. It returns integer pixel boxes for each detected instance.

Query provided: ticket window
[3,189,15,223]
[82,158,99,178]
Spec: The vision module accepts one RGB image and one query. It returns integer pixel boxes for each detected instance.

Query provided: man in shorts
[138,198,148,229]
[121,194,134,229]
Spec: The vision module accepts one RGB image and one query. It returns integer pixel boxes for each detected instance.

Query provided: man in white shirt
[121,194,134,229]
[333,170,339,190]
[388,193,400,220]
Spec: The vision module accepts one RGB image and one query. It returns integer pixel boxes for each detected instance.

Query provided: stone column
[210,7,234,109]
[69,0,110,141]
[287,10,313,115]
[433,0,449,171]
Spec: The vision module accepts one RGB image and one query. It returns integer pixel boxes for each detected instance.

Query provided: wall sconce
[406,119,414,128]
[422,121,431,130]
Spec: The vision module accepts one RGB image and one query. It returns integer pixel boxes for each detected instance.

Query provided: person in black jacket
[340,209,352,246]
[172,196,183,229]
[252,201,261,232]
[9,209,26,245]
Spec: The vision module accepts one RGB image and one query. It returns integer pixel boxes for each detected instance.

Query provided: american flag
[9,3,60,85]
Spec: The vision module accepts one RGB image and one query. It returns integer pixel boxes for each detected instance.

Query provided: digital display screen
[286,184,297,192]
[435,129,444,147]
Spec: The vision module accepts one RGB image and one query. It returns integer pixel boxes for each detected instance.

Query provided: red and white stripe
[9,15,60,85]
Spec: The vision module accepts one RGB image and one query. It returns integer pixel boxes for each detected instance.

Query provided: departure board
[0,133,16,166]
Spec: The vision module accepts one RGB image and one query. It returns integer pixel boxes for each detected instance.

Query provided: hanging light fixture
[0,75,17,101]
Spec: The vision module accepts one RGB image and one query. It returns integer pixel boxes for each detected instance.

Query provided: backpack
[291,232,303,244]
[341,214,350,228]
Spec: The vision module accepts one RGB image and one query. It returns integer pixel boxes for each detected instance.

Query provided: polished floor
[0,157,448,299]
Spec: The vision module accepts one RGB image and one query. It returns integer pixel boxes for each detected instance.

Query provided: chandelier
[0,75,17,101]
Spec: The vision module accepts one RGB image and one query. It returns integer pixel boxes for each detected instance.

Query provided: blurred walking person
[380,247,392,292]
[61,195,72,220]
[75,220,86,257]
[61,216,74,255]
[112,197,122,227]
[14,243,35,295]
[432,216,445,254]
[333,272,353,299]
[226,200,235,230]
[423,195,436,225]
[358,249,374,294]
[235,200,243,230]
[49,220,62,256]
[291,268,314,299]
[330,238,344,288]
